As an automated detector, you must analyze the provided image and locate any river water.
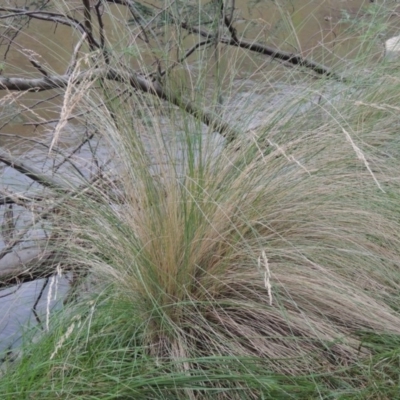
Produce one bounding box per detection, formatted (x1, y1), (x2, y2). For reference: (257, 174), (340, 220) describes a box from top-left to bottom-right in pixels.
(0, 0), (393, 357)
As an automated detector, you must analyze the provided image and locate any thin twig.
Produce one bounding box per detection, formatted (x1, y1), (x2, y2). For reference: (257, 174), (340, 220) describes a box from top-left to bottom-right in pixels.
(159, 39), (213, 79)
(32, 277), (49, 328)
(94, 1), (109, 63)
(29, 59), (49, 77)
(0, 282), (21, 298)
(220, 0), (238, 43)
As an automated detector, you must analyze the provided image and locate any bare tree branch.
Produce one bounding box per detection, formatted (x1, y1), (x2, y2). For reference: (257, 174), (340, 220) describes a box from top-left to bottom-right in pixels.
(0, 7), (100, 50)
(0, 188), (44, 206)
(104, 0), (344, 80)
(0, 147), (70, 191)
(0, 133), (87, 179)
(0, 247), (59, 288)
(180, 21), (345, 81)
(28, 59), (49, 77)
(0, 68), (241, 141)
(0, 170), (106, 287)
(82, 0), (93, 38)
(220, 0), (238, 44)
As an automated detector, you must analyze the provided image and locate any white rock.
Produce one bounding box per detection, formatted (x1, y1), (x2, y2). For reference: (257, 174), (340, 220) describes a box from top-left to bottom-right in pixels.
(385, 36), (400, 60)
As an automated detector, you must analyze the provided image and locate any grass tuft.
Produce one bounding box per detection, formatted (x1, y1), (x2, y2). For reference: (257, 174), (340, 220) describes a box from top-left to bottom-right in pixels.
(3, 1), (400, 398)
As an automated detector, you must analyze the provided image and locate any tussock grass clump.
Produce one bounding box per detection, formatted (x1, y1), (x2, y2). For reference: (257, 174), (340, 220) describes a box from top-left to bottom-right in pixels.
(3, 3), (400, 395)
(4, 60), (400, 397)
(17, 72), (400, 397)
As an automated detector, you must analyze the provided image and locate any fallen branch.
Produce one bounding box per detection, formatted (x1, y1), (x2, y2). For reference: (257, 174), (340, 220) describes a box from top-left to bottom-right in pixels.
(0, 68), (241, 141)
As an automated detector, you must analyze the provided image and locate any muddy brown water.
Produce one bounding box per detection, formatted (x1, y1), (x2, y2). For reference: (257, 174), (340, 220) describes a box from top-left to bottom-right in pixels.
(0, 0), (393, 356)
